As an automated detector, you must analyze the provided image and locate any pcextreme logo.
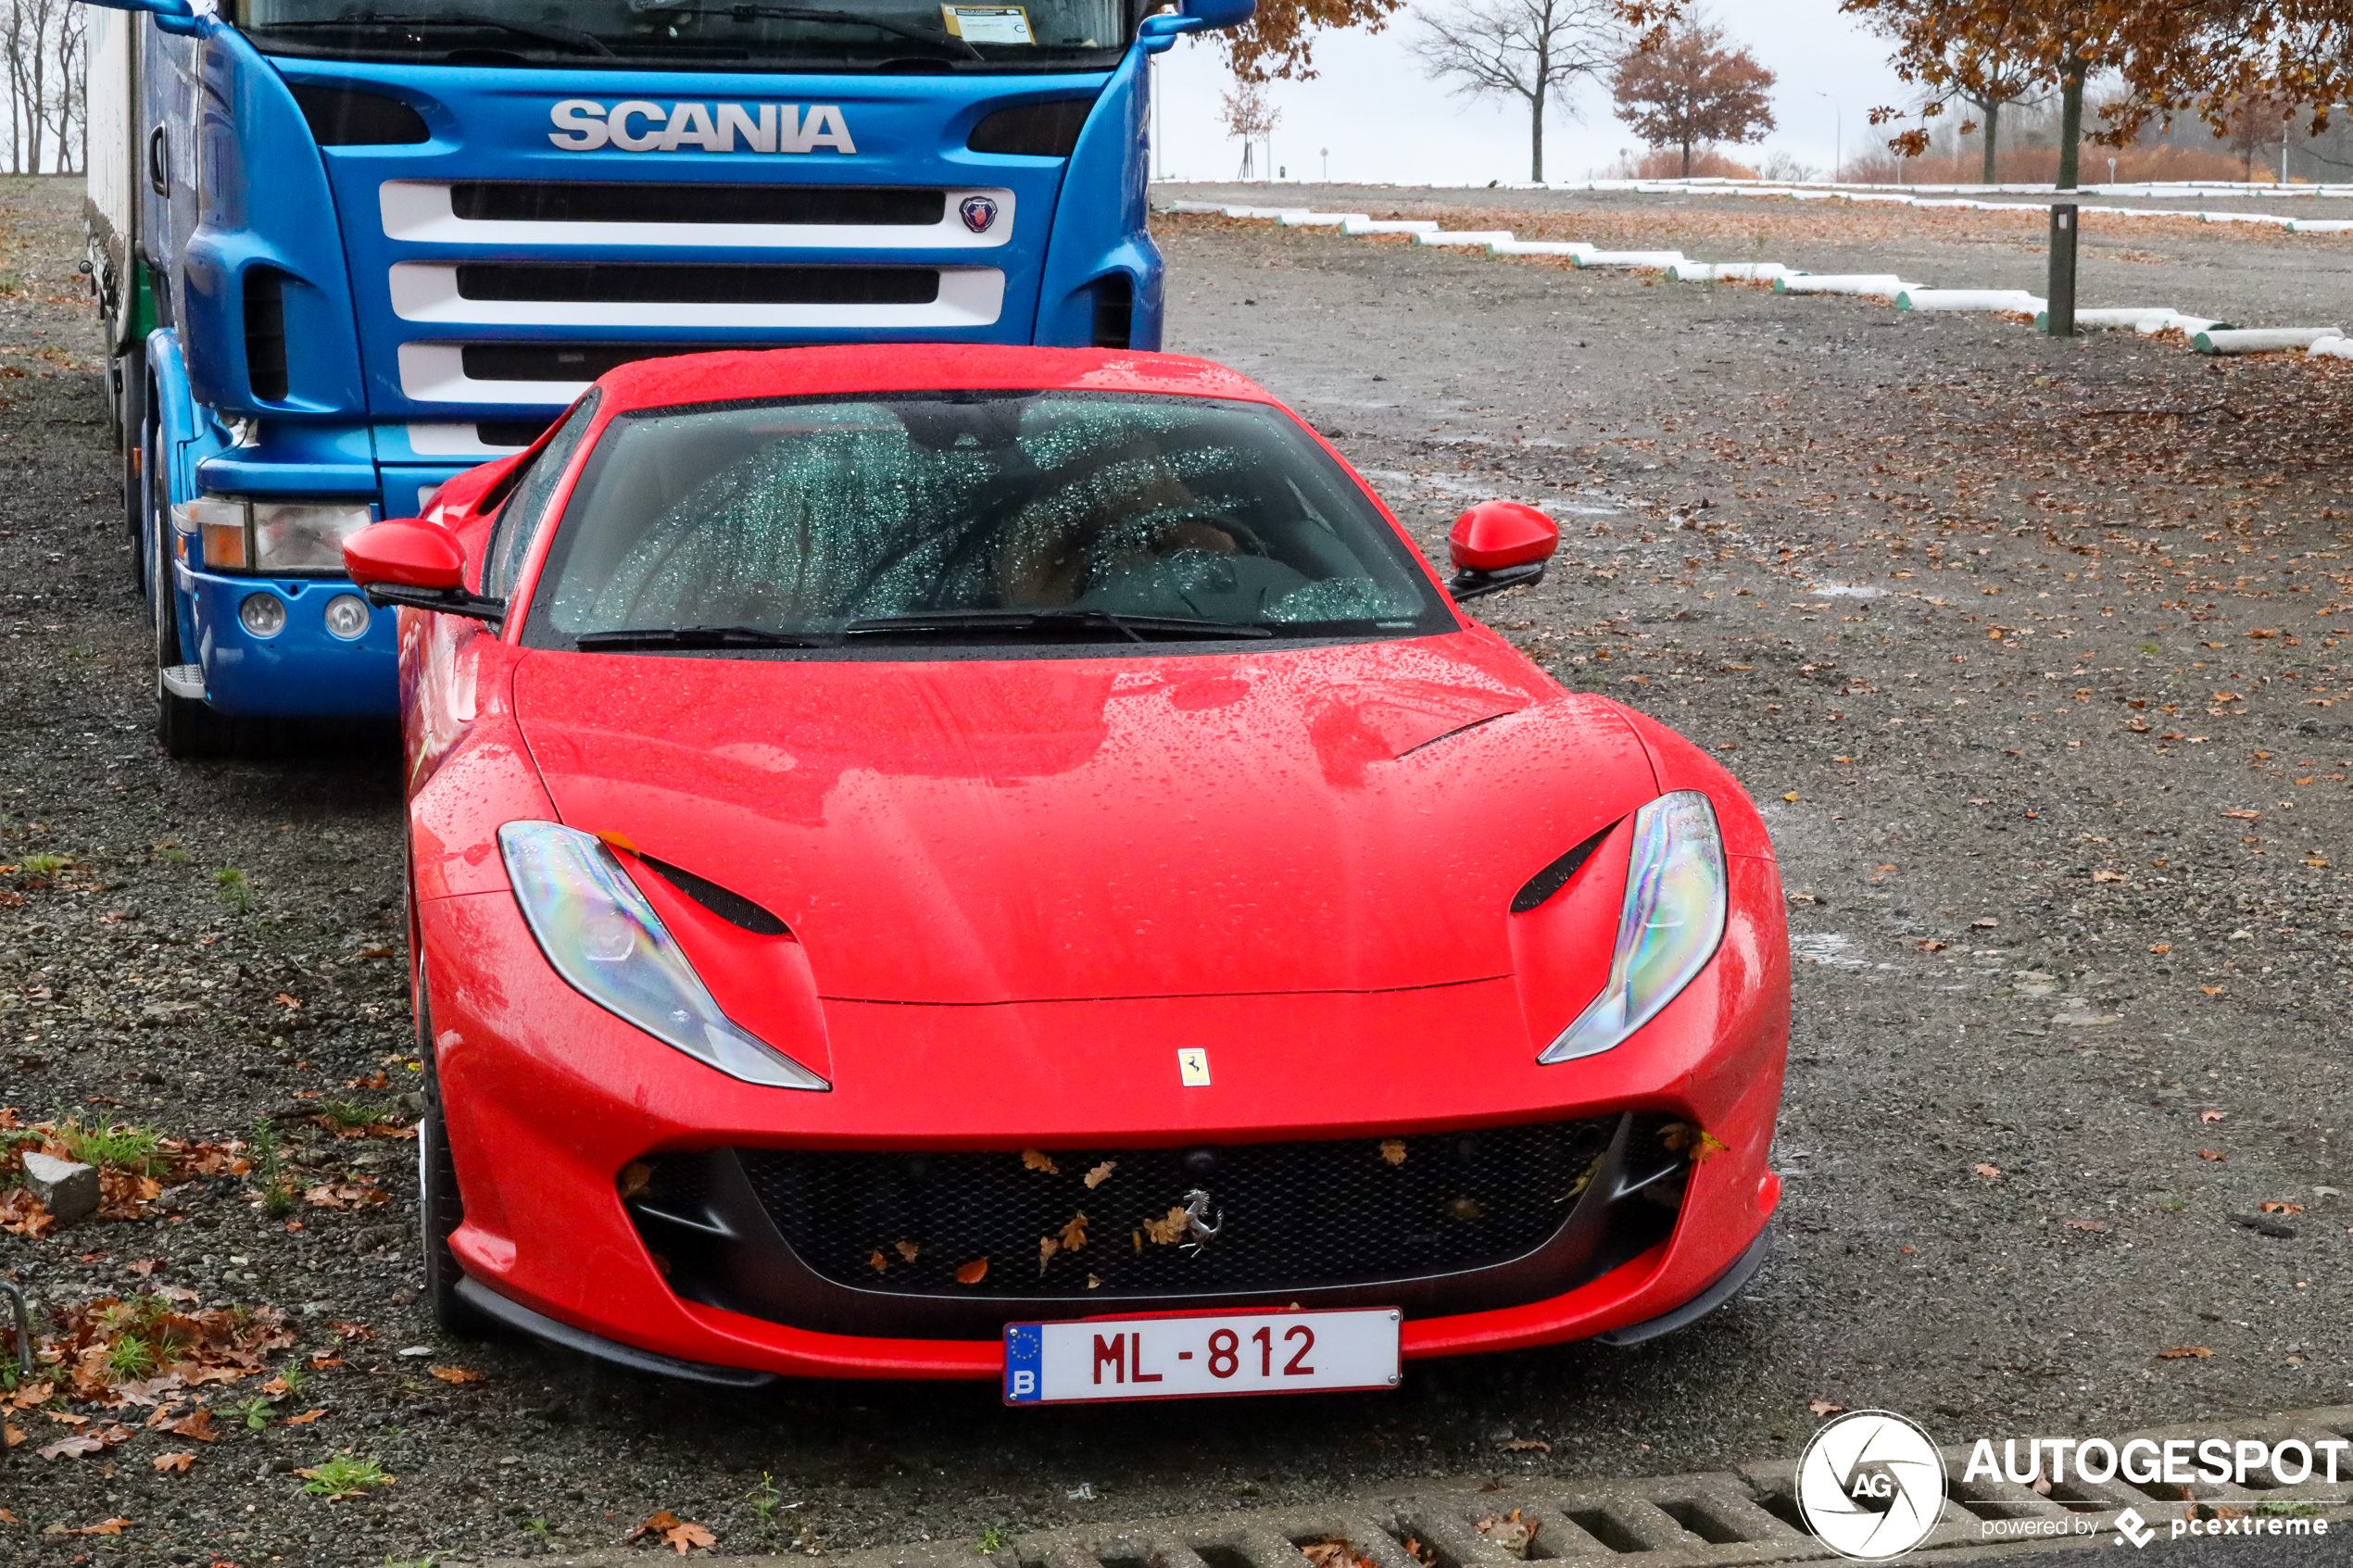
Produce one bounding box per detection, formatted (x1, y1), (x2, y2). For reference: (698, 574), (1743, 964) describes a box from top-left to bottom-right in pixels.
(547, 99), (856, 154)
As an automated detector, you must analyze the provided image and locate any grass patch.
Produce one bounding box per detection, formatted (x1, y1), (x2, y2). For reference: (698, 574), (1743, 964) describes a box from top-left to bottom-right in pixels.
(58, 1119), (165, 1174)
(17, 852), (67, 877)
(215, 866), (256, 913)
(301, 1452), (394, 1499)
(250, 1117), (297, 1216)
(322, 1099), (387, 1130)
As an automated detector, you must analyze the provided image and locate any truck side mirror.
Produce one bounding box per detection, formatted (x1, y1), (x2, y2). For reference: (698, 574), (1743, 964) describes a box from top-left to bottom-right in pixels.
(73, 0), (202, 36)
(1138, 0), (1254, 51)
(345, 520), (506, 622)
(1446, 500), (1558, 603)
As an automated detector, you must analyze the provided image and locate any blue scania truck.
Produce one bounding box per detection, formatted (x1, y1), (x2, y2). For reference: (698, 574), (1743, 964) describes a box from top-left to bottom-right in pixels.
(80, 0), (1243, 754)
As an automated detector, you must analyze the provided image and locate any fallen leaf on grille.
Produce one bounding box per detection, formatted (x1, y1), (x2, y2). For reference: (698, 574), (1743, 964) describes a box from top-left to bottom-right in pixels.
(1038, 1236), (1059, 1274)
(1972, 1163), (2001, 1181)
(1658, 1122), (1729, 1160)
(618, 1162), (653, 1200)
(46, 1517), (132, 1537)
(1378, 1138), (1407, 1166)
(1021, 1149), (1060, 1175)
(2259, 1201), (2306, 1214)
(1448, 1198), (1486, 1221)
(1058, 1212), (1088, 1252)
(2197, 1149), (2228, 1161)
(283, 1410), (323, 1425)
(428, 1366), (484, 1384)
(895, 1239), (920, 1262)
(956, 1258), (989, 1285)
(868, 1249), (888, 1273)
(1301, 1540), (1375, 1568)
(1809, 1399), (1845, 1416)
(2158, 1346), (2213, 1359)
(1083, 1160), (1117, 1189)
(2199, 1110), (2228, 1123)
(2062, 1218), (2109, 1232)
(153, 1451), (195, 1472)
(1475, 1509), (1539, 1558)
(1086, 1273), (1101, 1289)
(1497, 1436), (1551, 1452)
(1140, 1207), (1189, 1246)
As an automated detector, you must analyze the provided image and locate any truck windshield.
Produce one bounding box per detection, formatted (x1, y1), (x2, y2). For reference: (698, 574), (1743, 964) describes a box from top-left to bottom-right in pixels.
(522, 391), (1453, 652)
(234, 0), (1133, 69)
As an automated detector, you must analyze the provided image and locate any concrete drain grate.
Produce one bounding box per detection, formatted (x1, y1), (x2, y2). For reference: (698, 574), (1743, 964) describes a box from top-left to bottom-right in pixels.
(499, 1405), (2353, 1567)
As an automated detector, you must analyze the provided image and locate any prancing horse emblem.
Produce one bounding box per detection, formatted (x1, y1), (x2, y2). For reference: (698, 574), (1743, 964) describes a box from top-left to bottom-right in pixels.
(1179, 1187), (1221, 1256)
(960, 194), (1000, 234)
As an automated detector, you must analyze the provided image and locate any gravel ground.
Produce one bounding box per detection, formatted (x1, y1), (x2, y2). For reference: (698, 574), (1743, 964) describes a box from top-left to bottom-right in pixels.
(1159, 181), (2353, 333)
(2, 173), (2350, 1565)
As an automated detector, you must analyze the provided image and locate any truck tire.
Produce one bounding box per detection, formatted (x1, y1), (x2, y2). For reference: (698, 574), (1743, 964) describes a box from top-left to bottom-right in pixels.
(146, 405), (227, 759)
(411, 951), (495, 1340)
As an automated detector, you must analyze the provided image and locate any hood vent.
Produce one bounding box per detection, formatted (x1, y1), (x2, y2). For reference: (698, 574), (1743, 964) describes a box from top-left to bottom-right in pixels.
(641, 854), (790, 937)
(1510, 822), (1617, 914)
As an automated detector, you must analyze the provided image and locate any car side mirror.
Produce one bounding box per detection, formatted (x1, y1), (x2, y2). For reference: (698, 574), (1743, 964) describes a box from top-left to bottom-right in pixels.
(344, 519), (505, 622)
(1447, 500), (1558, 602)
(73, 0), (202, 36)
(1138, 0), (1253, 51)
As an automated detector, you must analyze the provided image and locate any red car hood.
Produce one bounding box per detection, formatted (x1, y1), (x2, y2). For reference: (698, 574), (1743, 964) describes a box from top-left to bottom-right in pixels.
(511, 635), (1656, 1004)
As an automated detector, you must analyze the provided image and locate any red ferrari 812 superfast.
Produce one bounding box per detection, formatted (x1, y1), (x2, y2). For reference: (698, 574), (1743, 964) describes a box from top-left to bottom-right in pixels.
(347, 345), (1787, 1396)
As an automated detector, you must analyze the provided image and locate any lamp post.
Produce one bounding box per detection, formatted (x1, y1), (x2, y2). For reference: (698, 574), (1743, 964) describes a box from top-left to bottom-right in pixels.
(1321, 146), (1328, 182)
(1816, 90), (1841, 183)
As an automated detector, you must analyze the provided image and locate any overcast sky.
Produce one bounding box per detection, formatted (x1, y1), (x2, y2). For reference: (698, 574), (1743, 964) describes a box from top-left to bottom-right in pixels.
(1150, 0), (1915, 185)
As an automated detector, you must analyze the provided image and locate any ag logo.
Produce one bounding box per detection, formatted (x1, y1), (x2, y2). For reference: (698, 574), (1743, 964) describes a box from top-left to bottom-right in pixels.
(959, 194), (1000, 233)
(1795, 1410), (1947, 1560)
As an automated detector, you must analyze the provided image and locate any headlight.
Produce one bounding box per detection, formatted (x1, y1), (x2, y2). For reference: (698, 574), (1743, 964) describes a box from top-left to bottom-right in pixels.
(497, 822), (827, 1091)
(237, 593), (287, 638)
(252, 500), (375, 571)
(171, 497), (375, 573)
(1539, 790), (1727, 1064)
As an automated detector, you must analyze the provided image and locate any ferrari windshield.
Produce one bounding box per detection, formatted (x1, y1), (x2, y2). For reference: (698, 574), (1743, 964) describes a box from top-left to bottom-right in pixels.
(233, 0), (1130, 69)
(522, 391), (1453, 650)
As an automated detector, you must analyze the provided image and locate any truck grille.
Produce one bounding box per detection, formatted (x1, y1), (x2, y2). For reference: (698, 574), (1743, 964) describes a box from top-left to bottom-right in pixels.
(452, 263), (939, 307)
(458, 342), (762, 383)
(734, 1120), (1624, 1298)
(449, 182), (946, 227)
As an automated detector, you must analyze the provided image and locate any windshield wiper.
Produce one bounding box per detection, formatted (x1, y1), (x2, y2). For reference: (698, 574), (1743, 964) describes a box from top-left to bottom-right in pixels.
(660, 4), (983, 60)
(842, 608), (1275, 641)
(254, 11), (616, 55)
(573, 625), (840, 651)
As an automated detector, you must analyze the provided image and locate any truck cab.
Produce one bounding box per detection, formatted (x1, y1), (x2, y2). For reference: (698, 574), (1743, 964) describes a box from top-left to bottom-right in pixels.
(82, 0), (1242, 753)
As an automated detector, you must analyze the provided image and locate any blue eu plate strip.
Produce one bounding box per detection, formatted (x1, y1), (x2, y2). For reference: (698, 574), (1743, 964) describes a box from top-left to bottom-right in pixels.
(1003, 1323), (1042, 1403)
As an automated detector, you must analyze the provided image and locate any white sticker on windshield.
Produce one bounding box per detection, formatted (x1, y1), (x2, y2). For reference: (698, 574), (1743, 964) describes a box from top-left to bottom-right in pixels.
(941, 5), (1035, 44)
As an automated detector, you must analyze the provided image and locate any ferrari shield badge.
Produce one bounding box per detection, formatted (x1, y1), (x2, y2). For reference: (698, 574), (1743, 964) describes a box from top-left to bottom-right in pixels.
(1177, 1048), (1211, 1086)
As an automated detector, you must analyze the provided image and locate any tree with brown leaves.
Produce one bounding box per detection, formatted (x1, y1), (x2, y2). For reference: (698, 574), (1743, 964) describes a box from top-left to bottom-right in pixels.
(1216, 0), (1410, 82)
(1609, 19), (1776, 180)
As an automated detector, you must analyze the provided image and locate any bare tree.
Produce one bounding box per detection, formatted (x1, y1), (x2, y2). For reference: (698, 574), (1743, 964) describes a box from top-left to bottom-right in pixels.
(49, 0), (83, 175)
(1410, 0), (1623, 182)
(2222, 90), (2286, 179)
(1219, 79), (1280, 180)
(1953, 46), (2040, 183)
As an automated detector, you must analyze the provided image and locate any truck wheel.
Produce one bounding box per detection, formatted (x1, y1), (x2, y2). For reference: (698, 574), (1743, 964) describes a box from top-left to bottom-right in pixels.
(412, 950), (494, 1339)
(147, 412), (226, 759)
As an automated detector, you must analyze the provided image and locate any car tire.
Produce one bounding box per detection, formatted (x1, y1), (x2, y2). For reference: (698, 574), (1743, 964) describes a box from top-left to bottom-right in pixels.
(146, 404), (227, 759)
(411, 936), (495, 1339)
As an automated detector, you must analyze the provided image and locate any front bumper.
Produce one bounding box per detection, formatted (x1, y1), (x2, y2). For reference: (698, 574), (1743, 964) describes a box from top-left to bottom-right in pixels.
(181, 559), (397, 719)
(418, 856), (1787, 1381)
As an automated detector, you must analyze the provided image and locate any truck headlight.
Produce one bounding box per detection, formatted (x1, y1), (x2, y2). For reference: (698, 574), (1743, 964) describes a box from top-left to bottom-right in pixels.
(1538, 790), (1727, 1064)
(171, 497), (375, 574)
(497, 822), (828, 1092)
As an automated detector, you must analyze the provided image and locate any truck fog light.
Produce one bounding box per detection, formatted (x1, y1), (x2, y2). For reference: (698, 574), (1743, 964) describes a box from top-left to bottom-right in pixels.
(238, 593), (288, 638)
(322, 593), (371, 640)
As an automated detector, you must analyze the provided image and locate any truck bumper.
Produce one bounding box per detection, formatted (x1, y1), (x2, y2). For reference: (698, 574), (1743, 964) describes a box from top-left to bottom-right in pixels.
(182, 561), (398, 719)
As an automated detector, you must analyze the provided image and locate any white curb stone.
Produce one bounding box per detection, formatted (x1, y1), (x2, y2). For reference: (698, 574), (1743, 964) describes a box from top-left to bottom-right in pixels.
(1897, 288), (2045, 313)
(1776, 273), (1919, 298)
(2195, 326), (2345, 355)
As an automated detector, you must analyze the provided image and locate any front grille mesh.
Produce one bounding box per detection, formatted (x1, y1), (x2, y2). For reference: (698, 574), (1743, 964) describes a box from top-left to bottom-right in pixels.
(450, 182), (946, 227)
(735, 1121), (1619, 1298)
(453, 262), (939, 307)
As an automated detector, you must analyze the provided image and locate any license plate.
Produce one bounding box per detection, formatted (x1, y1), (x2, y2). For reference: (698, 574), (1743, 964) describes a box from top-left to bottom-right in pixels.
(1002, 1307), (1400, 1404)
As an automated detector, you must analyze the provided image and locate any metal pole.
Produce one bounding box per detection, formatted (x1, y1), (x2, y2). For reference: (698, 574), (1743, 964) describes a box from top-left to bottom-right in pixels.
(2046, 203), (2078, 337)
(1815, 91), (1840, 183)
